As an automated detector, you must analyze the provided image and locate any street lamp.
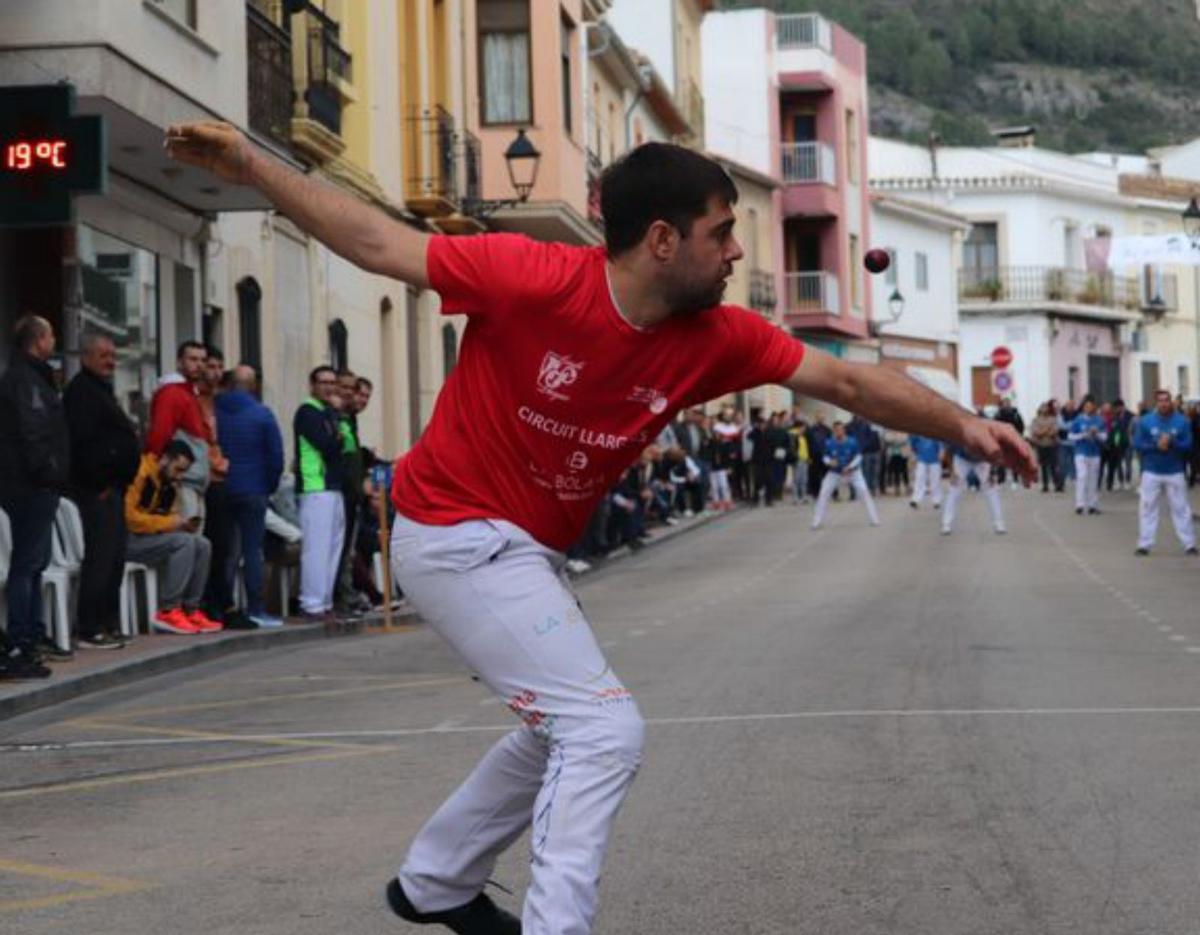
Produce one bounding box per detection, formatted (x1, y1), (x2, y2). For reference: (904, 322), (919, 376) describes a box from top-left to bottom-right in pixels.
(888, 287), (906, 322)
(1183, 197), (1200, 247)
(462, 128), (542, 219)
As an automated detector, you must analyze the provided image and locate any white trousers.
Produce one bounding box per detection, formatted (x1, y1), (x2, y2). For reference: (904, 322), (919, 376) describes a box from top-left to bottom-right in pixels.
(1138, 472), (1196, 550)
(298, 491), (345, 613)
(910, 461), (943, 507)
(942, 457), (1005, 532)
(812, 467), (879, 528)
(710, 468), (731, 504)
(1074, 455), (1102, 510)
(390, 514), (643, 935)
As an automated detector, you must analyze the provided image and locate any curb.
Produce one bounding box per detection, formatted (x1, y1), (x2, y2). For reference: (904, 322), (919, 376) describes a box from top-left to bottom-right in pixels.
(0, 613), (415, 723)
(0, 508), (739, 723)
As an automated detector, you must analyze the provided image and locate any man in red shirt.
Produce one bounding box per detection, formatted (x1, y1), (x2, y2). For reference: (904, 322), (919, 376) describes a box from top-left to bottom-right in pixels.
(167, 123), (1035, 935)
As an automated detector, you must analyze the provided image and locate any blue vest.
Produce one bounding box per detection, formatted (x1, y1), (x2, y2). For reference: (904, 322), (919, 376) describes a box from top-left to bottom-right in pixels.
(1135, 411), (1193, 475)
(911, 436), (942, 465)
(825, 437), (860, 471)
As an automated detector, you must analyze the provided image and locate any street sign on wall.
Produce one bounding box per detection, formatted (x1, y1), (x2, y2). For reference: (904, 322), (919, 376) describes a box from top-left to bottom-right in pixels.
(991, 368), (1014, 397)
(990, 346), (1014, 370)
(0, 84), (106, 228)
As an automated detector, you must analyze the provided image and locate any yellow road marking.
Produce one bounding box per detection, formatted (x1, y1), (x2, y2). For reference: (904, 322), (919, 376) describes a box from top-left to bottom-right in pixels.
(67, 719), (370, 751)
(0, 745), (388, 801)
(0, 858), (148, 912)
(65, 674), (465, 721)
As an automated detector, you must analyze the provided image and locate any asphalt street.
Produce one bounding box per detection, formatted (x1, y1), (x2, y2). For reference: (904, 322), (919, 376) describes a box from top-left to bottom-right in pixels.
(3, 484), (1200, 935)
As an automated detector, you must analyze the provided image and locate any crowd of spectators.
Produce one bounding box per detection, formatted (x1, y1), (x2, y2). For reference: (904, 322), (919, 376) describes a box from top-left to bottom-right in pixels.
(0, 316), (389, 681)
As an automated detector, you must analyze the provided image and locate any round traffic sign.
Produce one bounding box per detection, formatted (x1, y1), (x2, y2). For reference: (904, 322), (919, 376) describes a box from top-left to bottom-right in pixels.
(991, 346), (1013, 369)
(992, 369), (1013, 394)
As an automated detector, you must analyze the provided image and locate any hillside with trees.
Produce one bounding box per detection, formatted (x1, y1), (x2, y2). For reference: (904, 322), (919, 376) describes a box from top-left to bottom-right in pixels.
(717, 0), (1200, 153)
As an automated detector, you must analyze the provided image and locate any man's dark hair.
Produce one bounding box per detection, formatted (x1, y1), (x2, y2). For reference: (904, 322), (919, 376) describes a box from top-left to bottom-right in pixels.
(177, 339), (205, 360)
(600, 143), (739, 256)
(1081, 394), (1096, 406)
(205, 344), (224, 363)
(356, 376), (373, 391)
(13, 315), (50, 351)
(162, 439), (196, 463)
(336, 368), (356, 380)
(310, 365), (336, 384)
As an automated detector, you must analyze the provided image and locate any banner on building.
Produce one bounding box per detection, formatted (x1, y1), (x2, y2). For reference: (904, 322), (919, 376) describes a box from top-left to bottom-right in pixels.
(1089, 235), (1200, 269)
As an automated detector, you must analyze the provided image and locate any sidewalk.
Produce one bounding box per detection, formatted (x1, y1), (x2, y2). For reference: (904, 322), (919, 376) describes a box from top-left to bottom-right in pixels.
(0, 506), (734, 721)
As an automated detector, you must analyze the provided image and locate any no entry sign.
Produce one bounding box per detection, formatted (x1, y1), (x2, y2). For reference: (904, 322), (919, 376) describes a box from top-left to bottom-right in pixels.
(990, 346), (1013, 370)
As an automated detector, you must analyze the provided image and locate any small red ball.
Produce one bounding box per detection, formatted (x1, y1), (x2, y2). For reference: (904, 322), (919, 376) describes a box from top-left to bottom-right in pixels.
(864, 248), (891, 274)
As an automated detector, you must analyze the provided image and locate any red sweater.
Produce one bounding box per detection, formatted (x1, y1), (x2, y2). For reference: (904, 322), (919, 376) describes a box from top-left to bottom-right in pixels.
(145, 380), (212, 455)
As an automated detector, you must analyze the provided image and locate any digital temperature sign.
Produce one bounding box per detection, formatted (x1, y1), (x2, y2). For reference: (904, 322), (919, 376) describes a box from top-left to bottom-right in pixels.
(0, 85), (105, 227)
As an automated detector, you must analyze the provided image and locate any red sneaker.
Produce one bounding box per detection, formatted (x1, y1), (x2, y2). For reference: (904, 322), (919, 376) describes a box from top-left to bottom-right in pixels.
(187, 610), (224, 633)
(153, 607), (200, 634)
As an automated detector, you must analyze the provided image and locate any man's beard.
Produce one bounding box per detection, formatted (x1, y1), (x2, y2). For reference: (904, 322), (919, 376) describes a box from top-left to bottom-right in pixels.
(668, 275), (727, 316)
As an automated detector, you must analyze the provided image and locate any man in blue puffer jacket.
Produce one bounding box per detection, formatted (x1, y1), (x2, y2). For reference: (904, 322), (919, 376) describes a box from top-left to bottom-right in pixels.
(216, 365), (285, 627)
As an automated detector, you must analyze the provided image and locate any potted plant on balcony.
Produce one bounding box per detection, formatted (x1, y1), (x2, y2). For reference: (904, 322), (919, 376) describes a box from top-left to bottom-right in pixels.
(1075, 276), (1103, 305)
(963, 278), (1003, 301)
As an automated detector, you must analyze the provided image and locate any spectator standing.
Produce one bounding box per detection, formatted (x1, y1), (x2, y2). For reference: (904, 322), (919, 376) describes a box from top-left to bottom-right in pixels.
(124, 441), (221, 634)
(1028, 403), (1062, 493)
(1069, 395), (1107, 515)
(710, 408), (740, 506)
(334, 369), (370, 614)
(198, 346), (236, 620)
(216, 365), (285, 627)
(1103, 399), (1132, 491)
(993, 398), (1025, 488)
(1057, 400), (1077, 485)
(806, 414), (831, 500)
(908, 435), (943, 509)
(882, 430), (909, 496)
(64, 333), (141, 649)
(847, 415), (882, 494)
(762, 412), (792, 506)
(294, 366), (347, 618)
(0, 316), (69, 677)
(789, 417), (810, 504)
(1134, 389), (1196, 556)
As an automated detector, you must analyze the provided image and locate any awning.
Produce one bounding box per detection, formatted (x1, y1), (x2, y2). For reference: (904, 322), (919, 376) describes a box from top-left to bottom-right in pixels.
(906, 365), (960, 402)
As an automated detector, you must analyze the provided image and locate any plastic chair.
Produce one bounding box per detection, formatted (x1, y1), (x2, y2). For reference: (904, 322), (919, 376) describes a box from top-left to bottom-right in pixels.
(42, 498), (84, 652)
(120, 563), (158, 636)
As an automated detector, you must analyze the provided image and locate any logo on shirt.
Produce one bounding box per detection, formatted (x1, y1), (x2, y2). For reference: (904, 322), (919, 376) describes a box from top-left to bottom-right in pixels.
(537, 351), (585, 401)
(567, 451), (589, 471)
(628, 385), (669, 414)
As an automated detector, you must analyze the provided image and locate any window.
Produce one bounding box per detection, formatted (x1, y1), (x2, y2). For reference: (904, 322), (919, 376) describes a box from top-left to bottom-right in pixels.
(916, 252), (929, 291)
(561, 15), (575, 136)
(746, 208), (760, 268)
(963, 222), (998, 285)
(1068, 366), (1080, 402)
(479, 0), (531, 124)
(884, 249), (897, 286)
(1140, 361), (1160, 402)
(329, 318), (348, 372)
(845, 109), (858, 184)
(849, 234), (861, 309)
(1089, 354), (1121, 403)
(236, 278), (263, 377)
(150, 0), (197, 29)
(442, 323), (458, 379)
(1179, 365), (1190, 398)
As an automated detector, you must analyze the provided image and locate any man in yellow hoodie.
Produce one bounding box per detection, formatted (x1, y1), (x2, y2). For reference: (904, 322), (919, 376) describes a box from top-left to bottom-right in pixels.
(125, 440), (223, 635)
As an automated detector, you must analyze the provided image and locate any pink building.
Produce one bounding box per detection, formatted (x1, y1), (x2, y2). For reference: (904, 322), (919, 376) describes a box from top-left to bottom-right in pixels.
(703, 9), (873, 354)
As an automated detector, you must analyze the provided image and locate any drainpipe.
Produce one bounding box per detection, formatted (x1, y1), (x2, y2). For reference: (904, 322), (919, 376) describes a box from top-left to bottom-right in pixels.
(625, 63), (652, 151)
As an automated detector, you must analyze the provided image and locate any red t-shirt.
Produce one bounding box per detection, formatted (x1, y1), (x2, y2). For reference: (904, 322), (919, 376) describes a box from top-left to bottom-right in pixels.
(391, 234), (806, 551)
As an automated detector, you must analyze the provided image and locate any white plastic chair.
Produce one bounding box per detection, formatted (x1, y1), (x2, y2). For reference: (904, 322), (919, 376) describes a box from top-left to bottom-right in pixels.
(43, 498), (84, 652)
(120, 562), (158, 636)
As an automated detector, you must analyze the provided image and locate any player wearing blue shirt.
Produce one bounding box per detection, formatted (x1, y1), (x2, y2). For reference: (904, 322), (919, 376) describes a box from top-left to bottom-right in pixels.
(941, 445), (1006, 535)
(1134, 389), (1197, 555)
(1068, 396), (1107, 514)
(908, 435), (943, 509)
(811, 421), (880, 529)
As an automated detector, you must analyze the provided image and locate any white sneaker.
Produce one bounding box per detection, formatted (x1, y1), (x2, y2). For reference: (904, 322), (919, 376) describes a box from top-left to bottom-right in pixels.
(565, 559), (592, 574)
(994, 526), (1007, 535)
(249, 614), (284, 629)
(940, 527), (951, 535)
(683, 509), (695, 518)
(664, 517), (680, 526)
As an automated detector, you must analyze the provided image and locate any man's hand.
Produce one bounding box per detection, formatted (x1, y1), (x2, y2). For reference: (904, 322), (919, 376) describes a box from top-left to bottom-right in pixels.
(1158, 432), (1172, 452)
(165, 122), (257, 185)
(960, 418), (1038, 484)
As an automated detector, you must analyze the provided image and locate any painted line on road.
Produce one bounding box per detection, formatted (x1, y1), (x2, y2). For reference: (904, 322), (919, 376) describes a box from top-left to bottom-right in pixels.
(20, 704), (1200, 755)
(0, 858), (149, 913)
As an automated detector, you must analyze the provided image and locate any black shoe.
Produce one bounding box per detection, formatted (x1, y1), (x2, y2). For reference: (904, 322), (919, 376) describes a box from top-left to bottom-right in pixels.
(1135, 547), (1150, 556)
(386, 878), (520, 935)
(36, 638), (73, 661)
(1, 646), (52, 680)
(1075, 507), (1084, 515)
(221, 609), (258, 630)
(1186, 547), (1198, 556)
(1088, 507), (1101, 515)
(77, 632), (126, 650)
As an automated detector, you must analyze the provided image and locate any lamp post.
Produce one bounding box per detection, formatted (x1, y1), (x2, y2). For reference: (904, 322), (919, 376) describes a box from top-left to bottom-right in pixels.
(1184, 197), (1200, 247)
(888, 288), (906, 322)
(462, 128), (542, 219)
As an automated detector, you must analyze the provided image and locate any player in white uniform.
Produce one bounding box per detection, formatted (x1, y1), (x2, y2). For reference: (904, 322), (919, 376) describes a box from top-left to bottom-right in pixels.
(941, 445), (1006, 535)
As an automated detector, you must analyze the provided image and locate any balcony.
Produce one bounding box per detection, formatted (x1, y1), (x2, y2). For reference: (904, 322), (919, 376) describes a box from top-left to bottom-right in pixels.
(776, 13), (832, 52)
(957, 267), (1160, 315)
(781, 141), (835, 185)
(303, 2), (351, 136)
(748, 269), (777, 316)
(437, 129), (488, 236)
(784, 271), (839, 314)
(246, 2), (293, 147)
(406, 105), (458, 217)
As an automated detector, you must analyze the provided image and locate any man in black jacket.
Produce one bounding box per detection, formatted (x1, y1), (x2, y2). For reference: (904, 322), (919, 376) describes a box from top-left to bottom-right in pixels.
(64, 333), (141, 649)
(0, 316), (69, 678)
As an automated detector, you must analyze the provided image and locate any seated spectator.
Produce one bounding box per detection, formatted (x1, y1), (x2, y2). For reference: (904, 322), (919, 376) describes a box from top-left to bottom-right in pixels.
(608, 465), (649, 551)
(665, 445), (704, 516)
(124, 441), (223, 635)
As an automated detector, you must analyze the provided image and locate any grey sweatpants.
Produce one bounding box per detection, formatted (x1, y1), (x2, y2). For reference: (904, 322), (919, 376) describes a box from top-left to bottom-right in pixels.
(125, 531), (212, 610)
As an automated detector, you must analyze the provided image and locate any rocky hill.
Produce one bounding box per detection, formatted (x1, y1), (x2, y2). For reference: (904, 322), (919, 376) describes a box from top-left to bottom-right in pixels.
(717, 0), (1200, 153)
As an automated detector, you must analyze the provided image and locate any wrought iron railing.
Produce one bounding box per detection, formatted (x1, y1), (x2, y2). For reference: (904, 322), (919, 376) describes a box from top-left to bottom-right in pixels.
(784, 271), (840, 315)
(304, 2), (351, 135)
(748, 269), (777, 314)
(246, 2), (293, 145)
(781, 141), (835, 184)
(958, 266), (1151, 311)
(407, 105), (457, 202)
(460, 129), (481, 206)
(586, 148), (604, 227)
(776, 13), (832, 52)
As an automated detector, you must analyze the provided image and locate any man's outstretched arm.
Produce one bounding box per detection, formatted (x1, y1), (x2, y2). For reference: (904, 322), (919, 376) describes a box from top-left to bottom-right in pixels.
(165, 122), (431, 288)
(786, 347), (1037, 481)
